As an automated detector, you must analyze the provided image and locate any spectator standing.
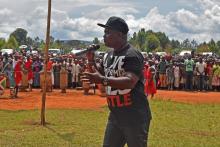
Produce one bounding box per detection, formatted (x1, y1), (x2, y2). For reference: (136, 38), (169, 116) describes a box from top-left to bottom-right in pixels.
(66, 58), (73, 88)
(14, 58), (23, 98)
(173, 63), (180, 89)
(166, 63), (174, 90)
(196, 58), (206, 91)
(72, 59), (81, 88)
(32, 56), (42, 88)
(212, 61), (220, 91)
(24, 56), (33, 91)
(53, 60), (61, 88)
(206, 60), (213, 90)
(158, 56), (167, 89)
(184, 55), (194, 91)
(144, 61), (157, 98)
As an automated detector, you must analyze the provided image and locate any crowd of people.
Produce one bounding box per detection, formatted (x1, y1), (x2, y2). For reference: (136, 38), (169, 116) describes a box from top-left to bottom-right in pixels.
(3, 16), (220, 147)
(0, 49), (102, 97)
(1, 48), (220, 98)
(1, 16), (153, 147)
(143, 52), (220, 98)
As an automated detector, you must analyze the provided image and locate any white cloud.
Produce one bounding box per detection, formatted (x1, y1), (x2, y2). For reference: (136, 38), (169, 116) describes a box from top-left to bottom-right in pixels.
(0, 0), (220, 43)
(197, 0), (219, 9)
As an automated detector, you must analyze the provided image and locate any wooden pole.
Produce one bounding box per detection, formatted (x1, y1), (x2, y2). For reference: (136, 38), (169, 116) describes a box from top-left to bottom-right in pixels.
(41, 0), (52, 126)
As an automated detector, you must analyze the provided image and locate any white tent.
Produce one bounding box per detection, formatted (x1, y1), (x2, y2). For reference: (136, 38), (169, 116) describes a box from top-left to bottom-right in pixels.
(19, 45), (28, 49)
(179, 50), (191, 56)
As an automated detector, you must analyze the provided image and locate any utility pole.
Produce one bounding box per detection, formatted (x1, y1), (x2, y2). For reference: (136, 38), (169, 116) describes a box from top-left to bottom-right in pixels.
(41, 0), (52, 126)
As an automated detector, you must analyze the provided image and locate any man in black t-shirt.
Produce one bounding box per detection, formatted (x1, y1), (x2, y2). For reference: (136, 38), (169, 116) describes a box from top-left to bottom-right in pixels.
(84, 16), (152, 147)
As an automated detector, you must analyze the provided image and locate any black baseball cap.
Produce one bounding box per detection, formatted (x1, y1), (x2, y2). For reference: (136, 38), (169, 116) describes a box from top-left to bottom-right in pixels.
(97, 16), (129, 34)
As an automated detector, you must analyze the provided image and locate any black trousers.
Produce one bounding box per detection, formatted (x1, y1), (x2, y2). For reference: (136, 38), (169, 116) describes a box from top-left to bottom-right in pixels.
(198, 75), (204, 91)
(185, 71), (193, 90)
(103, 119), (151, 147)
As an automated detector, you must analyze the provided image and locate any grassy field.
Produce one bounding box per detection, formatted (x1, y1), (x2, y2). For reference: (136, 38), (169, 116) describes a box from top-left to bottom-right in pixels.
(0, 100), (220, 147)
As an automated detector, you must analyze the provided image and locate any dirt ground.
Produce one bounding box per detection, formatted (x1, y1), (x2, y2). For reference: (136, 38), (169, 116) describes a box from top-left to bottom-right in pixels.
(0, 89), (219, 110)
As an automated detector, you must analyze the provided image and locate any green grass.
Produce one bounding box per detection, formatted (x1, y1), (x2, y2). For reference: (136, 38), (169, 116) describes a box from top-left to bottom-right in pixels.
(0, 100), (220, 147)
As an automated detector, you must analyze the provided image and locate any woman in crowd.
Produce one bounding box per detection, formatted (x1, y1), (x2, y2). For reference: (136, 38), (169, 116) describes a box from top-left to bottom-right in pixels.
(173, 62), (180, 89)
(212, 61), (220, 91)
(32, 56), (42, 88)
(144, 60), (157, 98)
(166, 62), (174, 90)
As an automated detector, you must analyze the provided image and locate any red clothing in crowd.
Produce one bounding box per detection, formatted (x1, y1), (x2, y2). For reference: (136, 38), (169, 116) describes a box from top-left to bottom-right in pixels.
(206, 63), (213, 76)
(47, 60), (53, 71)
(14, 60), (22, 86)
(24, 59), (33, 80)
(144, 65), (156, 96)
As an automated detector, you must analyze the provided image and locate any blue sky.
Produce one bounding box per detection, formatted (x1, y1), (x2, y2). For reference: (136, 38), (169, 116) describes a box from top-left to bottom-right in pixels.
(0, 0), (220, 42)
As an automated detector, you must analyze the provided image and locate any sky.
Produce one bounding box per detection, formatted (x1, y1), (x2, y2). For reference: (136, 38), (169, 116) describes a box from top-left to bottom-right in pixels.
(0, 0), (220, 43)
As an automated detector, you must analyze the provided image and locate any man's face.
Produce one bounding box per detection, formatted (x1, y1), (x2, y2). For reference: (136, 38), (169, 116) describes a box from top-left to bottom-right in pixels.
(199, 58), (202, 63)
(103, 28), (120, 48)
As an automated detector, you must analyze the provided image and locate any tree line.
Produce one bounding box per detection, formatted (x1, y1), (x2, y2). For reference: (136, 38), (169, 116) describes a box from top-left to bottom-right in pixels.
(0, 28), (220, 55)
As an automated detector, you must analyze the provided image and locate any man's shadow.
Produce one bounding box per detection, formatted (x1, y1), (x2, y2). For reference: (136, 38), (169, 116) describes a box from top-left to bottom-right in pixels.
(45, 126), (75, 143)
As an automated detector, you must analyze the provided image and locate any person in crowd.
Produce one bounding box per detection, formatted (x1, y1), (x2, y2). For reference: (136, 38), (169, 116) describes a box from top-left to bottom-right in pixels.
(66, 57), (73, 88)
(2, 58), (16, 98)
(173, 62), (180, 89)
(47, 57), (54, 88)
(206, 60), (213, 91)
(24, 56), (33, 91)
(53, 59), (61, 88)
(72, 59), (81, 88)
(212, 61), (220, 91)
(32, 56), (42, 88)
(14, 57), (23, 98)
(195, 58), (206, 91)
(158, 56), (167, 89)
(0, 58), (4, 72)
(84, 16), (152, 147)
(144, 60), (157, 98)
(184, 55), (194, 91)
(166, 62), (174, 90)
(179, 62), (186, 90)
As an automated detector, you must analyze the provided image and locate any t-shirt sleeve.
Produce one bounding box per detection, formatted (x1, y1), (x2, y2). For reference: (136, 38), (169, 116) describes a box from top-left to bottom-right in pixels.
(123, 56), (143, 77)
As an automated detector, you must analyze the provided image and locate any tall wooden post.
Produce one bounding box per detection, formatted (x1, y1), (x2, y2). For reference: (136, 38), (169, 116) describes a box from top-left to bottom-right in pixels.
(41, 0), (52, 126)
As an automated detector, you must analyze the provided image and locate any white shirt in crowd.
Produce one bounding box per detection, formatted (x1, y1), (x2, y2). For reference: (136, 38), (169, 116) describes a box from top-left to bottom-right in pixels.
(196, 62), (206, 75)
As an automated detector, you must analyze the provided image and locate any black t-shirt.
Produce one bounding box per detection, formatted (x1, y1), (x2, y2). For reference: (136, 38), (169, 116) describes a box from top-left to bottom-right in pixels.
(102, 44), (152, 125)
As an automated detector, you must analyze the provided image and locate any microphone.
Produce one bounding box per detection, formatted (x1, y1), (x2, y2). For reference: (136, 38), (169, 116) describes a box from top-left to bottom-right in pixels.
(73, 44), (100, 56)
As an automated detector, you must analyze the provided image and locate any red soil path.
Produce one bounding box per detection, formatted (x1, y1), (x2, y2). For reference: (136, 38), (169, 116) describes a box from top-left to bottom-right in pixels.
(0, 89), (219, 110)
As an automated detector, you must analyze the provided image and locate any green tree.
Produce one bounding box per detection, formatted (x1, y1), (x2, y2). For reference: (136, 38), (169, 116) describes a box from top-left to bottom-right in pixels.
(6, 36), (19, 49)
(170, 39), (180, 49)
(197, 42), (210, 53)
(26, 37), (33, 46)
(93, 37), (100, 44)
(181, 39), (191, 49)
(155, 32), (169, 50)
(39, 40), (45, 50)
(49, 36), (55, 47)
(51, 39), (62, 49)
(99, 43), (109, 52)
(0, 38), (6, 49)
(208, 39), (218, 53)
(10, 28), (28, 45)
(137, 28), (146, 50)
(191, 39), (198, 50)
(129, 32), (139, 49)
(146, 34), (160, 52)
(33, 37), (41, 49)
(216, 41), (220, 55)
